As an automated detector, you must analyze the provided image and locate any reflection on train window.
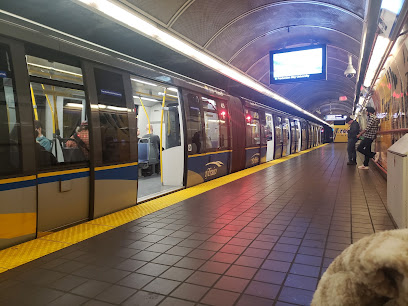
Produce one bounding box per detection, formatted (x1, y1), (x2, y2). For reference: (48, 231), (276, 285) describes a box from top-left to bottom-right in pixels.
(245, 109), (260, 146)
(94, 68), (130, 164)
(218, 101), (229, 149)
(186, 94), (203, 154)
(0, 44), (21, 177)
(204, 111), (220, 150)
(30, 83), (88, 167)
(202, 97), (217, 111)
(26, 55), (83, 85)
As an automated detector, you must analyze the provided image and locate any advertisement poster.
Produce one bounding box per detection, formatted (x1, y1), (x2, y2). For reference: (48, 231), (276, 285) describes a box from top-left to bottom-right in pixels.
(332, 125), (349, 143)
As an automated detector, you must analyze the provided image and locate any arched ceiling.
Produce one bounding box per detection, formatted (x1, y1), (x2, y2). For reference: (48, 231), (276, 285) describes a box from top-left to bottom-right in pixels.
(0, 0), (368, 119)
(121, 0), (367, 118)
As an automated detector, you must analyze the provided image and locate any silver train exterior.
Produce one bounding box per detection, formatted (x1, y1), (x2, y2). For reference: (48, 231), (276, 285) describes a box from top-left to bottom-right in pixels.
(0, 12), (323, 249)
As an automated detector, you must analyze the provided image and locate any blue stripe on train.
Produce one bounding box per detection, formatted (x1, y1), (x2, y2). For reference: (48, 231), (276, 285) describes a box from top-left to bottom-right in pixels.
(95, 165), (138, 181)
(245, 147), (261, 168)
(0, 179), (36, 192)
(188, 152), (230, 181)
(38, 171), (90, 184)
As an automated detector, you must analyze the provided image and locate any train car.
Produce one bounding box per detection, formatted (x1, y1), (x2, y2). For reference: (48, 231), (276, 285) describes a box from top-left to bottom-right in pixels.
(0, 12), (322, 249)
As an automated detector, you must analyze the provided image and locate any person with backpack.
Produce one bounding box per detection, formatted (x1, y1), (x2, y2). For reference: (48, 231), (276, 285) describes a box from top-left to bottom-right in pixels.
(356, 107), (380, 170)
(346, 116), (360, 165)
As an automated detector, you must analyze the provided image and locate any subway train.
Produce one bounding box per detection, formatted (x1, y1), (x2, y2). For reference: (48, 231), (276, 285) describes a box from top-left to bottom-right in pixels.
(0, 12), (324, 249)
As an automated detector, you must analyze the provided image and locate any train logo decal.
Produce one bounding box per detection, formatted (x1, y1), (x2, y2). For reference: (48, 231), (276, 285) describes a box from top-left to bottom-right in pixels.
(204, 161), (224, 179)
(250, 153), (260, 165)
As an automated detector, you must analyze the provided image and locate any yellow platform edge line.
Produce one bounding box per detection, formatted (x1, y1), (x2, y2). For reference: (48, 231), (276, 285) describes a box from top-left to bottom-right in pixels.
(0, 143), (327, 272)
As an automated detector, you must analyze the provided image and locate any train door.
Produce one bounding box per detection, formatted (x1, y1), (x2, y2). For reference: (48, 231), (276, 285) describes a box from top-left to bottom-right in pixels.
(82, 63), (138, 218)
(184, 91), (230, 187)
(296, 120), (302, 152)
(308, 124), (313, 148)
(259, 110), (267, 164)
(229, 97), (245, 172)
(265, 113), (274, 161)
(290, 119), (296, 154)
(313, 126), (317, 146)
(27, 53), (92, 233)
(282, 118), (290, 157)
(245, 108), (261, 168)
(274, 116), (283, 159)
(0, 38), (37, 248)
(301, 121), (308, 151)
(130, 77), (184, 201)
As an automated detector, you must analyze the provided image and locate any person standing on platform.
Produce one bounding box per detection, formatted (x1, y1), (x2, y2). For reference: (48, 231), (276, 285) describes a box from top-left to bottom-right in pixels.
(346, 116), (360, 165)
(356, 107), (380, 170)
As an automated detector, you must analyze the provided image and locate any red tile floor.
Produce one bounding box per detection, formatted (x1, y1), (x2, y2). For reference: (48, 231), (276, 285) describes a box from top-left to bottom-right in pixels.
(0, 143), (394, 305)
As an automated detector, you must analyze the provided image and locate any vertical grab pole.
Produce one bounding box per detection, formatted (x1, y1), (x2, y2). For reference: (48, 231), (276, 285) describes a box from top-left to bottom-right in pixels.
(30, 85), (39, 120)
(160, 89), (167, 184)
(41, 84), (55, 134)
(138, 97), (151, 134)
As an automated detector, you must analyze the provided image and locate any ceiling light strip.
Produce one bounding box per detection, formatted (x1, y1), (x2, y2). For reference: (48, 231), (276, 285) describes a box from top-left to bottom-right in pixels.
(75, 0), (328, 125)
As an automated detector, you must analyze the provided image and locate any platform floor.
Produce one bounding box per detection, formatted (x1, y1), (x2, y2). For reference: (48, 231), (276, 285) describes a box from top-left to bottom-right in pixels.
(0, 143), (394, 306)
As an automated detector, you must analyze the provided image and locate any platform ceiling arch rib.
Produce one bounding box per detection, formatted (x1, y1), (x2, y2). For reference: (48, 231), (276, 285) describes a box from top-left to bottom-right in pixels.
(0, 0), (367, 119)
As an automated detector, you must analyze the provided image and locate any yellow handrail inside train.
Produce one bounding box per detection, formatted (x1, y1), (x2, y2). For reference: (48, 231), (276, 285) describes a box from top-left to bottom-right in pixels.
(30, 85), (38, 120)
(138, 97), (151, 134)
(160, 89), (166, 184)
(41, 84), (56, 134)
(52, 86), (59, 135)
(167, 106), (170, 135)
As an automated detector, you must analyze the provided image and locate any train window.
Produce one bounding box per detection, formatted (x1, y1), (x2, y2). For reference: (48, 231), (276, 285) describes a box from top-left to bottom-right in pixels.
(245, 109), (260, 147)
(26, 55), (83, 85)
(186, 94), (204, 154)
(94, 68), (130, 164)
(0, 44), (22, 177)
(30, 83), (88, 168)
(204, 111), (220, 150)
(218, 101), (229, 149)
(265, 113), (273, 141)
(202, 97), (220, 151)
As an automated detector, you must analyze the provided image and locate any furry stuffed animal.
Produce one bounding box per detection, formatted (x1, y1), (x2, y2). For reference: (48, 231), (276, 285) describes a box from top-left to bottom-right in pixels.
(312, 229), (408, 306)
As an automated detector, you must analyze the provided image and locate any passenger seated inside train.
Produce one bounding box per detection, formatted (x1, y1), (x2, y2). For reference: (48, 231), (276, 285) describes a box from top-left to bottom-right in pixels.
(66, 121), (90, 158)
(142, 124), (160, 159)
(34, 120), (52, 152)
(34, 120), (57, 167)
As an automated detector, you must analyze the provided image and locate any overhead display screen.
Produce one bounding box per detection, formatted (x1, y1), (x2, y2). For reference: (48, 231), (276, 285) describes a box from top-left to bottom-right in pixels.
(270, 45), (327, 84)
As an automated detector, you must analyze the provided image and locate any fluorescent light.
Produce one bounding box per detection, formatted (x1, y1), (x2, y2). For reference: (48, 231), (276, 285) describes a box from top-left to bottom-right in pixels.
(27, 62), (83, 77)
(75, 0), (329, 126)
(381, 0), (404, 14)
(107, 105), (128, 111)
(131, 78), (157, 86)
(364, 36), (390, 87)
(66, 102), (83, 108)
(167, 87), (178, 92)
(139, 96), (159, 102)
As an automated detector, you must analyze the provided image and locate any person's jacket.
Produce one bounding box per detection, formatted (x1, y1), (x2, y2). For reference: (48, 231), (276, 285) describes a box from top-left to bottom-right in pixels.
(348, 121), (360, 139)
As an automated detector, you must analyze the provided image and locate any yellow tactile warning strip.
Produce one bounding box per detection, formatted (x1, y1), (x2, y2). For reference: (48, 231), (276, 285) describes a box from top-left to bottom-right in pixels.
(0, 143), (327, 273)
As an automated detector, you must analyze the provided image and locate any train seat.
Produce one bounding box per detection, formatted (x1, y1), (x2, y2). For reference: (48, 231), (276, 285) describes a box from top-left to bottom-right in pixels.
(138, 138), (159, 176)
